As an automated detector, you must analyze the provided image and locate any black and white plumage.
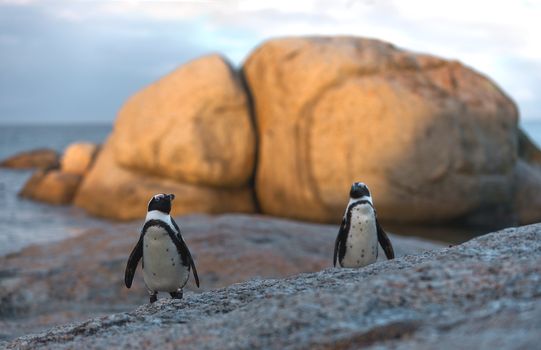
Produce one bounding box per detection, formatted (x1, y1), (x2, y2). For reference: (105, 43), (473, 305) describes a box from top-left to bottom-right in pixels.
(333, 182), (394, 268)
(125, 193), (199, 303)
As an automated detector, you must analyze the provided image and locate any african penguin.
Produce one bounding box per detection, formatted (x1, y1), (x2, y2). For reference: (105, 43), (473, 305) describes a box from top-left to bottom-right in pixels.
(333, 182), (395, 268)
(125, 193), (200, 303)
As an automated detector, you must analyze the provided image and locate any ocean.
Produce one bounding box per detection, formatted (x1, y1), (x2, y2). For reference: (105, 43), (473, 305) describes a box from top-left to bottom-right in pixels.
(0, 124), (112, 256)
(0, 121), (540, 256)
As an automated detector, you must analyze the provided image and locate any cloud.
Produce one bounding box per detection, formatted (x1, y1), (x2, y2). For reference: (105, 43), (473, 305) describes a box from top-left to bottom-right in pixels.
(0, 0), (34, 4)
(0, 0), (540, 122)
(0, 3), (249, 122)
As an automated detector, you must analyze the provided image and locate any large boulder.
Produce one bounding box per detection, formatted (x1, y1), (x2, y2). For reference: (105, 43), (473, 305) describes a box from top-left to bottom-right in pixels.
(243, 37), (519, 224)
(112, 54), (255, 188)
(0, 148), (60, 169)
(61, 142), (99, 176)
(514, 160), (541, 224)
(74, 141), (255, 220)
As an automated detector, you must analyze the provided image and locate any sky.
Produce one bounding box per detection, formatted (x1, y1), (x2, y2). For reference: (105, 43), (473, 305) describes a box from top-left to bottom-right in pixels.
(0, 0), (540, 124)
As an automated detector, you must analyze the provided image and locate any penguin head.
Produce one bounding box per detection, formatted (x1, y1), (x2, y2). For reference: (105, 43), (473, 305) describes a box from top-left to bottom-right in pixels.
(147, 193), (175, 214)
(349, 182), (371, 200)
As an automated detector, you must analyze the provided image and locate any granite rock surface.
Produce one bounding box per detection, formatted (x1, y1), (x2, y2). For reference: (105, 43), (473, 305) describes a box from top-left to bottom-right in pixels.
(4, 223), (539, 349)
(0, 214), (440, 341)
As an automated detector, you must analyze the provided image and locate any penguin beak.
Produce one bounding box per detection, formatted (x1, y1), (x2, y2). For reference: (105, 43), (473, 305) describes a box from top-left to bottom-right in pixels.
(168, 194), (175, 201)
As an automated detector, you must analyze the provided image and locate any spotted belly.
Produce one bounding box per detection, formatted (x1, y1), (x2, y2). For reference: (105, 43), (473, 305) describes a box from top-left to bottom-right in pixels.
(142, 226), (189, 292)
(341, 206), (379, 268)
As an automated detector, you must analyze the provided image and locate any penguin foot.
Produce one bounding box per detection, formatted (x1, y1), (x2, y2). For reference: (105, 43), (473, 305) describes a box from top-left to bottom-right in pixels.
(170, 290), (183, 299)
(149, 293), (158, 303)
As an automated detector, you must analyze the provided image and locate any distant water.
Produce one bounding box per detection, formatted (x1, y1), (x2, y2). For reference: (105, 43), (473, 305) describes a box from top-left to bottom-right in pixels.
(0, 124), (111, 160)
(0, 124), (112, 256)
(0, 122), (540, 256)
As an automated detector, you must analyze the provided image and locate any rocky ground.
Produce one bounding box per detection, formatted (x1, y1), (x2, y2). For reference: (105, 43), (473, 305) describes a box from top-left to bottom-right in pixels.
(0, 214), (440, 341)
(3, 223), (539, 349)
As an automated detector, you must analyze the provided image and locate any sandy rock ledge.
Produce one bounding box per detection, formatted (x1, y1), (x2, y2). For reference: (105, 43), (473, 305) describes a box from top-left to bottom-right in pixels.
(4, 223), (540, 349)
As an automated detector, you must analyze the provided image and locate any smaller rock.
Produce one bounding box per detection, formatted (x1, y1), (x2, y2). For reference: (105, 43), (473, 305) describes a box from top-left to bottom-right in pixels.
(19, 170), (81, 205)
(514, 160), (541, 224)
(61, 143), (99, 176)
(518, 128), (541, 167)
(18, 170), (46, 198)
(0, 148), (60, 169)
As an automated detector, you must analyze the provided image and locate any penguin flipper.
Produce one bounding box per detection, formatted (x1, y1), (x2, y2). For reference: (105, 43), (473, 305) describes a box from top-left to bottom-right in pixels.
(186, 248), (200, 288)
(334, 217), (348, 267)
(171, 218), (200, 288)
(376, 218), (395, 260)
(125, 234), (144, 288)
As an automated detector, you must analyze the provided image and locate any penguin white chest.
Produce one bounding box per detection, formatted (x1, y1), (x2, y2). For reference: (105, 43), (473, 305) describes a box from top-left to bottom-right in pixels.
(342, 204), (378, 268)
(142, 226), (189, 292)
